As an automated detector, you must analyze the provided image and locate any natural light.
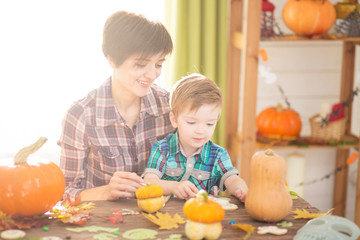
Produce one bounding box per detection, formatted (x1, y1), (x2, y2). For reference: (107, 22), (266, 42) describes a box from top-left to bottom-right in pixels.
(0, 0), (165, 164)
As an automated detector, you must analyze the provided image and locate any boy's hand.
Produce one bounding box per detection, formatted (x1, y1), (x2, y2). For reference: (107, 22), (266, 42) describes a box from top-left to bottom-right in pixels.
(173, 181), (198, 199)
(234, 189), (247, 202)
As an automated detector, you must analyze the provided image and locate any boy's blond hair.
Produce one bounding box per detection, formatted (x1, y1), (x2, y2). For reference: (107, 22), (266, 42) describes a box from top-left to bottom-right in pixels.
(170, 73), (223, 117)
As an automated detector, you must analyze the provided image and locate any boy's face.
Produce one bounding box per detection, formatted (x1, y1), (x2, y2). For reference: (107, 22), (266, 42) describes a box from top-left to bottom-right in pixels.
(170, 104), (221, 157)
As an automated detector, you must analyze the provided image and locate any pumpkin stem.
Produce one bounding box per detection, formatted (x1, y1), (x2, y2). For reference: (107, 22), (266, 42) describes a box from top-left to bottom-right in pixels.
(264, 149), (275, 156)
(276, 103), (283, 112)
(196, 190), (209, 202)
(14, 137), (47, 164)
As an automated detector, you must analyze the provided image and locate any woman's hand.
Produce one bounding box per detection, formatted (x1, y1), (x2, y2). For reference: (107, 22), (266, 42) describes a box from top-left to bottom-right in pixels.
(172, 181), (198, 199)
(106, 171), (145, 200)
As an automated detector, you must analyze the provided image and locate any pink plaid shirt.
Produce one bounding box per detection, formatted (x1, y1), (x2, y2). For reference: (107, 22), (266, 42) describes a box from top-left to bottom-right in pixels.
(58, 78), (174, 201)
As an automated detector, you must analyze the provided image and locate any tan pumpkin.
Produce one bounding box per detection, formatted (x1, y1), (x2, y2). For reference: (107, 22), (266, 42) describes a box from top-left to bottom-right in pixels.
(282, 0), (336, 36)
(256, 103), (302, 140)
(183, 190), (224, 240)
(245, 149), (293, 222)
(135, 184), (164, 213)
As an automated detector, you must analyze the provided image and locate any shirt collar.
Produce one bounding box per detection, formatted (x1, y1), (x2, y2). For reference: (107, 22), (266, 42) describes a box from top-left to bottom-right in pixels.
(94, 78), (161, 127)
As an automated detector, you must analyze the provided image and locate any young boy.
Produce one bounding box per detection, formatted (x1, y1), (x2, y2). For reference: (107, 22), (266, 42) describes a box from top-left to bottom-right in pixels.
(143, 73), (248, 201)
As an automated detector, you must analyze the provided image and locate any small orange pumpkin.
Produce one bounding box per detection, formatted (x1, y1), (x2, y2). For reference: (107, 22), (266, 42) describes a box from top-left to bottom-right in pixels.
(245, 149), (293, 222)
(256, 103), (302, 140)
(282, 0), (336, 36)
(183, 190), (224, 240)
(135, 184), (164, 213)
(0, 137), (65, 217)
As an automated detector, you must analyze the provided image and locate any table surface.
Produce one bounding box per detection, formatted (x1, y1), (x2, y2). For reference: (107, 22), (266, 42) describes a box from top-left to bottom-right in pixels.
(18, 196), (318, 240)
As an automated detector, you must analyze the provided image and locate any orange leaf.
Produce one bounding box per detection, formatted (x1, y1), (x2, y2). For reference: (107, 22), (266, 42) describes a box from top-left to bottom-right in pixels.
(347, 152), (358, 165)
(259, 49), (268, 62)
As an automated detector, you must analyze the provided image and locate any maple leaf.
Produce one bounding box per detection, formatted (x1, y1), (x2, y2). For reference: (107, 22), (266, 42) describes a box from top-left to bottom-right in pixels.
(292, 208), (333, 219)
(47, 202), (95, 225)
(232, 223), (255, 240)
(0, 211), (51, 230)
(142, 212), (186, 230)
(107, 209), (124, 225)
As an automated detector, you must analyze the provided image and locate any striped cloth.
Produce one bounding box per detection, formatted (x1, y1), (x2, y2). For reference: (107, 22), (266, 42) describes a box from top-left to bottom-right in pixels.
(58, 78), (174, 201)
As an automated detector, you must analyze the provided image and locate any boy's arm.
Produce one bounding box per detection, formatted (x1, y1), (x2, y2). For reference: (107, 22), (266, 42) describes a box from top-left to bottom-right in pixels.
(143, 173), (198, 199)
(224, 175), (248, 202)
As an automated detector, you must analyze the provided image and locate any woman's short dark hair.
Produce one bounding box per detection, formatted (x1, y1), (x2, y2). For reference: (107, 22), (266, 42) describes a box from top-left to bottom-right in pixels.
(102, 11), (173, 67)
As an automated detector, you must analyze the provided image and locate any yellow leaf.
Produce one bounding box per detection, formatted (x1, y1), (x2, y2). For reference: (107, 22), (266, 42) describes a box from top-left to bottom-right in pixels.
(292, 208), (333, 219)
(232, 223), (255, 240)
(142, 212), (185, 230)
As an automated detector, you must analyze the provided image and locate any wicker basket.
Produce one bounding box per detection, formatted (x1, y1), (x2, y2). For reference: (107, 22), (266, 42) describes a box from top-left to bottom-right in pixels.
(309, 114), (346, 142)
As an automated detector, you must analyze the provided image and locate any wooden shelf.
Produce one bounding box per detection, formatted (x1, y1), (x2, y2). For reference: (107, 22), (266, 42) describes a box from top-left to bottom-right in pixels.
(261, 34), (360, 43)
(226, 0), (360, 226)
(256, 134), (359, 150)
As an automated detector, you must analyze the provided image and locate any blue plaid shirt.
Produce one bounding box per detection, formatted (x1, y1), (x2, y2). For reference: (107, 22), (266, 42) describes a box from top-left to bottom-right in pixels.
(143, 132), (239, 195)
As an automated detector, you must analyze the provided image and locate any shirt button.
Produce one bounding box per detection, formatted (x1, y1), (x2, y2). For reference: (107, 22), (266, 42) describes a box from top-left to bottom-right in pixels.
(171, 171), (175, 175)
(188, 164), (192, 168)
(198, 174), (202, 179)
(134, 158), (138, 162)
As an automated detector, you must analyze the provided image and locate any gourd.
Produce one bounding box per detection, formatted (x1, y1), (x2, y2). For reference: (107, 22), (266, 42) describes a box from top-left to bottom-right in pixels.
(282, 0), (336, 36)
(256, 103), (302, 140)
(245, 149), (293, 222)
(0, 137), (65, 217)
(183, 190), (225, 240)
(135, 184), (164, 213)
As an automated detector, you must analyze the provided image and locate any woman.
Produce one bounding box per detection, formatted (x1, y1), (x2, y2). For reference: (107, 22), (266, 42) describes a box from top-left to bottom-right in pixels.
(59, 10), (174, 202)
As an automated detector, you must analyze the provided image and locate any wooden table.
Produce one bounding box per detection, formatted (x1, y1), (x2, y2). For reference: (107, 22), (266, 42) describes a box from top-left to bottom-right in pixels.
(19, 196), (318, 240)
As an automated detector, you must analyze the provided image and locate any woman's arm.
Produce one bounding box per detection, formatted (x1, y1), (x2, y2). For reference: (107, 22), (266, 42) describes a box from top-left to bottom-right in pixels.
(79, 171), (145, 201)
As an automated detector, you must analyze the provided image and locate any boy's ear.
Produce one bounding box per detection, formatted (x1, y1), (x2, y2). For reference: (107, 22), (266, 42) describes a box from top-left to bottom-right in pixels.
(169, 112), (178, 128)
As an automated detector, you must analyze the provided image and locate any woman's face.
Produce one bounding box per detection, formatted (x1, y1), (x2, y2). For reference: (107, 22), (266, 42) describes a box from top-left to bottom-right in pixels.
(111, 52), (166, 98)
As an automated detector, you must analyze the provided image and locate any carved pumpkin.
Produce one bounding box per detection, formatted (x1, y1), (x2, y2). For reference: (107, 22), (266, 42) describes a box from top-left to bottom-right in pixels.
(135, 184), (164, 213)
(282, 0), (336, 36)
(256, 103), (302, 140)
(183, 190), (224, 240)
(0, 137), (65, 217)
(245, 149), (293, 222)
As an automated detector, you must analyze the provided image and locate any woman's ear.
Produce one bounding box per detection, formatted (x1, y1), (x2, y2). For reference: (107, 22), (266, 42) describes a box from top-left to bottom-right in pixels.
(169, 112), (178, 128)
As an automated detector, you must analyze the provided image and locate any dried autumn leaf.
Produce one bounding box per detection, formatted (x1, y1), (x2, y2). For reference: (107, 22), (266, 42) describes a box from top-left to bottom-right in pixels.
(347, 152), (358, 165)
(47, 202), (95, 225)
(292, 208), (333, 219)
(142, 212), (186, 230)
(232, 223), (255, 240)
(0, 211), (51, 230)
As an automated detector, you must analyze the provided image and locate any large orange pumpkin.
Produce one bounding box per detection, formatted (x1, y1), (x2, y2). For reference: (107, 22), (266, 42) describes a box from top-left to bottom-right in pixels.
(282, 0), (336, 36)
(0, 137), (65, 217)
(256, 103), (302, 140)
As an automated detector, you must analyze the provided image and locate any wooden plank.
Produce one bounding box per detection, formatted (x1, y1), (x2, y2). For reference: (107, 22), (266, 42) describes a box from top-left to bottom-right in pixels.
(20, 196), (320, 240)
(333, 149), (349, 217)
(356, 143), (360, 226)
(332, 41), (356, 217)
(237, 0), (262, 184)
(226, 0), (243, 167)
